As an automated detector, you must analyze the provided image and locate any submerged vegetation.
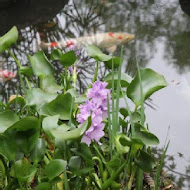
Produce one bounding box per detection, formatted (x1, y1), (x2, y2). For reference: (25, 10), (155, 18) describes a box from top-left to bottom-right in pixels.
(0, 26), (175, 190)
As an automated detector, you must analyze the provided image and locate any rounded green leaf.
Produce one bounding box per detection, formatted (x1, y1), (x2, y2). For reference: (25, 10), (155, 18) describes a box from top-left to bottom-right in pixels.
(127, 68), (167, 106)
(41, 75), (63, 93)
(69, 156), (81, 170)
(131, 123), (159, 146)
(51, 49), (62, 60)
(29, 138), (46, 163)
(104, 71), (132, 88)
(8, 96), (26, 109)
(26, 88), (57, 108)
(135, 150), (155, 172)
(115, 134), (130, 154)
(28, 51), (54, 78)
(60, 51), (76, 67)
(45, 159), (67, 180)
(51, 117), (89, 141)
(0, 110), (19, 133)
(5, 116), (40, 154)
(0, 26), (18, 53)
(86, 45), (112, 61)
(119, 108), (128, 119)
(46, 93), (73, 120)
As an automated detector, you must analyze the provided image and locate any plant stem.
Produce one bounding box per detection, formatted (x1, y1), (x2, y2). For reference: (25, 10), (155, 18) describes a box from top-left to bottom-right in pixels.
(128, 164), (137, 190)
(92, 60), (99, 83)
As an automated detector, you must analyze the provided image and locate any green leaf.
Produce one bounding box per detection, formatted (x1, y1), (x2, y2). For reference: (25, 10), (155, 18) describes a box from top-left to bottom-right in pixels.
(28, 51), (54, 78)
(119, 108), (128, 119)
(29, 138), (46, 163)
(106, 156), (121, 169)
(20, 66), (33, 77)
(104, 57), (121, 69)
(127, 68), (167, 106)
(0, 26), (18, 53)
(135, 150), (155, 172)
(131, 123), (159, 146)
(8, 96), (26, 109)
(45, 159), (67, 180)
(69, 156), (81, 170)
(44, 93), (73, 120)
(115, 134), (130, 154)
(42, 115), (70, 139)
(51, 118), (89, 141)
(51, 50), (76, 68)
(36, 183), (52, 190)
(26, 88), (57, 108)
(86, 45), (112, 61)
(104, 71), (132, 88)
(13, 159), (37, 183)
(5, 116), (40, 154)
(0, 110), (19, 133)
(41, 75), (63, 93)
(0, 134), (18, 161)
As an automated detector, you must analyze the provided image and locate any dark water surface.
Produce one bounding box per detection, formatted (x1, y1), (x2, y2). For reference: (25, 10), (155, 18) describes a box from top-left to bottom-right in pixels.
(0, 0), (190, 188)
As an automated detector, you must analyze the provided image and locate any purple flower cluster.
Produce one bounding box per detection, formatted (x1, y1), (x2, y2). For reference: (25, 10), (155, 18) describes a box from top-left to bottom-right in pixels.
(77, 81), (111, 146)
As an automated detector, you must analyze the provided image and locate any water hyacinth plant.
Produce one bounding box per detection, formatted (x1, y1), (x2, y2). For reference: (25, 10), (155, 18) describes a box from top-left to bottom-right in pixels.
(0, 26), (169, 190)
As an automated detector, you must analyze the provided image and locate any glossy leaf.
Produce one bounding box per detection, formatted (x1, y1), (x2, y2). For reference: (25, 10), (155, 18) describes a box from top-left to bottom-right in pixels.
(0, 110), (19, 133)
(131, 123), (159, 146)
(5, 116), (40, 154)
(29, 138), (46, 163)
(0, 26), (18, 53)
(42, 115), (70, 139)
(26, 88), (57, 108)
(20, 66), (33, 77)
(45, 159), (67, 180)
(44, 93), (73, 120)
(51, 118), (89, 141)
(13, 159), (37, 183)
(104, 57), (121, 69)
(127, 68), (167, 106)
(104, 71), (132, 88)
(86, 45), (112, 61)
(28, 51), (54, 78)
(41, 75), (63, 93)
(0, 134), (18, 161)
(135, 150), (155, 172)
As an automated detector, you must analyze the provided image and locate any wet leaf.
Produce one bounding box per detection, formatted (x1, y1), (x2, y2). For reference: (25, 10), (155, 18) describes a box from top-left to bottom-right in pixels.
(127, 68), (167, 106)
(0, 110), (19, 133)
(135, 150), (155, 172)
(28, 51), (54, 78)
(0, 26), (18, 53)
(41, 75), (63, 93)
(86, 45), (112, 61)
(45, 159), (67, 180)
(104, 71), (132, 88)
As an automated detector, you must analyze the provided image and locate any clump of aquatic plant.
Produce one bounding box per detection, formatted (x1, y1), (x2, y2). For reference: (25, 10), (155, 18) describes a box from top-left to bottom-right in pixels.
(0, 26), (170, 190)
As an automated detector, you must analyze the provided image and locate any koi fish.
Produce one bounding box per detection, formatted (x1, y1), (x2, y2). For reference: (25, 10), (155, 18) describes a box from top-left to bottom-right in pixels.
(40, 32), (135, 53)
(0, 69), (16, 81)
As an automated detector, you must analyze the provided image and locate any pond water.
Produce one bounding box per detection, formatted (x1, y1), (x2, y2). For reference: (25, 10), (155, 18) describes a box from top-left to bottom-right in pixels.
(0, 0), (190, 188)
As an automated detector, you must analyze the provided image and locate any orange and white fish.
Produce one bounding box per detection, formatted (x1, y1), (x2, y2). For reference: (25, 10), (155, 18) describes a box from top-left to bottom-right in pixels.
(0, 69), (16, 81)
(40, 32), (135, 53)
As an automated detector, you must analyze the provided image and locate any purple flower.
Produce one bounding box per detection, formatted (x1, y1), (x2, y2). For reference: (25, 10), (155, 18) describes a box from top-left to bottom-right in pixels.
(77, 81), (111, 146)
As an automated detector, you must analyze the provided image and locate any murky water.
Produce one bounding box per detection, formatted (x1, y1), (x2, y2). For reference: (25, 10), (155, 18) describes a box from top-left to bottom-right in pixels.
(0, 0), (190, 188)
